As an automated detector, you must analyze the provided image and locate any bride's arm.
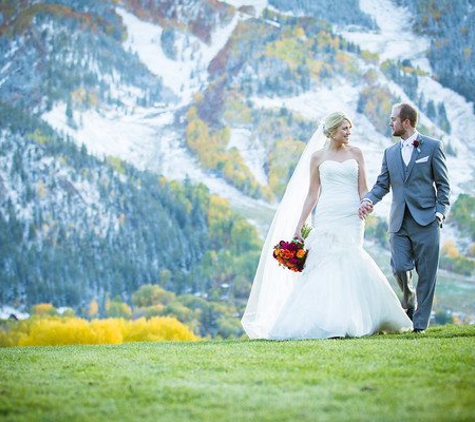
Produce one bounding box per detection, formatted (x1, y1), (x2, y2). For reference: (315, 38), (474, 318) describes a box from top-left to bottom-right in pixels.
(355, 147), (369, 199)
(293, 154), (321, 239)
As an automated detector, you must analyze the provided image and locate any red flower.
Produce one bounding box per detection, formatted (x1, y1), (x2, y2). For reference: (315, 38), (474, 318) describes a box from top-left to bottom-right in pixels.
(412, 139), (423, 149)
(286, 241), (299, 251)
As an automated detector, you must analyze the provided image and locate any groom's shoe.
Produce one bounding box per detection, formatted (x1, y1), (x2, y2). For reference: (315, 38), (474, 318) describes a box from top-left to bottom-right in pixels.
(406, 308), (414, 321)
(412, 328), (426, 334)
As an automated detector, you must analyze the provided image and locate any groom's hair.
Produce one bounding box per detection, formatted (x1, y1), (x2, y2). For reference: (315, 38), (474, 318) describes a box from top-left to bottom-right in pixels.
(394, 103), (418, 128)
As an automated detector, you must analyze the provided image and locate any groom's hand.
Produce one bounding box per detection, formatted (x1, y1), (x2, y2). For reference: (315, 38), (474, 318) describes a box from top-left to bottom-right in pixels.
(436, 213), (444, 228)
(358, 199), (373, 220)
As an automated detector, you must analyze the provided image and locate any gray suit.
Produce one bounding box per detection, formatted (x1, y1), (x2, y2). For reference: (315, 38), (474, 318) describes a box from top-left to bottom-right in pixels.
(365, 133), (450, 329)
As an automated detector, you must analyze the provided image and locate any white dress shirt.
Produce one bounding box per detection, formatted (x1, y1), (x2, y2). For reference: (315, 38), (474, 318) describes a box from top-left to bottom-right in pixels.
(401, 131), (419, 166)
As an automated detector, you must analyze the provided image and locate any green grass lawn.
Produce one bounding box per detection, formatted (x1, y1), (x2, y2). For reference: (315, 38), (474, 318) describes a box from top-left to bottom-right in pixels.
(1, 325), (474, 422)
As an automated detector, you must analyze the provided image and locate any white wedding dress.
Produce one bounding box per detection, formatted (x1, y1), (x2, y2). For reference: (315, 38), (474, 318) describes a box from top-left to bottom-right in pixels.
(266, 158), (412, 340)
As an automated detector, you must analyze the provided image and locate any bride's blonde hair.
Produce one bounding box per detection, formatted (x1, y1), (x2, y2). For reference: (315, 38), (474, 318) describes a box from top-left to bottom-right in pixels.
(322, 112), (353, 138)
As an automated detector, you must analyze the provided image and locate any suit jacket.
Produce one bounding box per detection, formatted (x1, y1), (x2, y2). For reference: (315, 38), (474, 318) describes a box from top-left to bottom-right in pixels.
(365, 133), (450, 233)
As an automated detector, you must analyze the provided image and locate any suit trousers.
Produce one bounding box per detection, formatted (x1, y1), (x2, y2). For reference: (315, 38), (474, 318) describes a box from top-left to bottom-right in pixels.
(389, 208), (440, 330)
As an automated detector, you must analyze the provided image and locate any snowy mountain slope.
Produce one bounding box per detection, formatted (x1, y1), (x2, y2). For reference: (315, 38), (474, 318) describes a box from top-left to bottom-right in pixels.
(116, 7), (241, 105)
(338, 0), (431, 70)
(42, 101), (275, 234)
(43, 103), (175, 168)
(33, 0), (475, 236)
(228, 128), (268, 185)
(39, 4), (274, 225)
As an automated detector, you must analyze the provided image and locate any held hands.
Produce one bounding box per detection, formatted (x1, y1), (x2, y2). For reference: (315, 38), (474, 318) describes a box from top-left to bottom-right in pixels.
(358, 199), (373, 220)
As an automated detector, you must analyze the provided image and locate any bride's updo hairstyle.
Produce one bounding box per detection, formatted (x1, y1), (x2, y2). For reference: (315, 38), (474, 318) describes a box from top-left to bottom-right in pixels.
(322, 112), (353, 138)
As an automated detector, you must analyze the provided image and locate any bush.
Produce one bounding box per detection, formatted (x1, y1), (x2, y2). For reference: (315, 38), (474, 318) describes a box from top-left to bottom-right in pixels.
(449, 194), (475, 241)
(0, 316), (198, 347)
(31, 303), (57, 317)
(439, 254), (475, 276)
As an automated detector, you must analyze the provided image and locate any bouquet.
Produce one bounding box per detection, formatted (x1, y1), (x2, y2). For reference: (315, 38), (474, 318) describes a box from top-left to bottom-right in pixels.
(273, 224), (312, 273)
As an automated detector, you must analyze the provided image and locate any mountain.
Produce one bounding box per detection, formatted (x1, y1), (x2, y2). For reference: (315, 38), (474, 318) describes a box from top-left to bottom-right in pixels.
(394, 0), (475, 110)
(0, 102), (260, 302)
(6, 0), (470, 211)
(1, 0), (474, 329)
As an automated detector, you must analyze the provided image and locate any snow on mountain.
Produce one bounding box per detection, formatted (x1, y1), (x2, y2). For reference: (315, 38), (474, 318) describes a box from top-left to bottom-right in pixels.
(42, 107), (275, 239)
(42, 101), (273, 221)
(117, 7), (195, 104)
(0, 128), (118, 242)
(116, 7), (240, 106)
(39, 1), (474, 237)
(228, 128), (268, 186)
(251, 85), (358, 120)
(418, 76), (475, 156)
(0, 305), (29, 320)
(41, 6), (275, 232)
(43, 102), (175, 170)
(338, 0), (431, 71)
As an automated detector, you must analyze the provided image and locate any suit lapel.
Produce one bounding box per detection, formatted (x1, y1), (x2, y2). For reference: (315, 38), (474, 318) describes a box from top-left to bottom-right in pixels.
(390, 143), (405, 181)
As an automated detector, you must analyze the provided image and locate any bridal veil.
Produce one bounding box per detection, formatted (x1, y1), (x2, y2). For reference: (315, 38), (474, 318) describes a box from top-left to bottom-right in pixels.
(241, 123), (327, 339)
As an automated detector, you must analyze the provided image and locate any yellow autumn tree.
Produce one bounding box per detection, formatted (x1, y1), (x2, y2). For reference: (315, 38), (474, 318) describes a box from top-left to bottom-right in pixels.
(31, 303), (57, 317)
(132, 284), (175, 307)
(442, 240), (460, 259)
(2, 317), (198, 347)
(89, 299), (99, 318)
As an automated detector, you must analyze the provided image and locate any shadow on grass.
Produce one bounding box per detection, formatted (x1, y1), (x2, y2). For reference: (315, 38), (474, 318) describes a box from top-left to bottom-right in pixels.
(362, 324), (475, 341)
(235, 324), (475, 344)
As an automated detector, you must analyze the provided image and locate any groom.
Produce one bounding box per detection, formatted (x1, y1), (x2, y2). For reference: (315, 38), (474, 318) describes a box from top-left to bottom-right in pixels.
(359, 103), (450, 332)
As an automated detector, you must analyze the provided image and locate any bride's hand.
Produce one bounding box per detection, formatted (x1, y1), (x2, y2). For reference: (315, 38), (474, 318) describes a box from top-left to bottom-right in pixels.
(292, 231), (303, 242)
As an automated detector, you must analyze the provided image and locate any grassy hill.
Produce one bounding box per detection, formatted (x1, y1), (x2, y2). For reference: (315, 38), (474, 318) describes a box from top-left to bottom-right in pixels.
(1, 325), (474, 421)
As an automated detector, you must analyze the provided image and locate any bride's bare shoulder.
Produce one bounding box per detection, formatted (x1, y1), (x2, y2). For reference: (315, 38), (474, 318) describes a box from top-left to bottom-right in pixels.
(347, 145), (365, 160)
(348, 145), (363, 155)
(311, 149), (326, 165)
(347, 146), (367, 169)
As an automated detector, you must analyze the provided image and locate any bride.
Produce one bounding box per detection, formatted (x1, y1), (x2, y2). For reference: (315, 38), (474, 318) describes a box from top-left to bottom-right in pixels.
(241, 112), (412, 340)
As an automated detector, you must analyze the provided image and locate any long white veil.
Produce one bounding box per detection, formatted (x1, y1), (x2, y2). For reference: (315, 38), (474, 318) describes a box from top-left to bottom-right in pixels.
(241, 123), (327, 339)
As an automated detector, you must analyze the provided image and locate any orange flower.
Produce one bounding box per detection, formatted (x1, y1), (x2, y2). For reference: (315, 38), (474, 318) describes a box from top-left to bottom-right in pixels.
(296, 249), (306, 259)
(282, 250), (294, 259)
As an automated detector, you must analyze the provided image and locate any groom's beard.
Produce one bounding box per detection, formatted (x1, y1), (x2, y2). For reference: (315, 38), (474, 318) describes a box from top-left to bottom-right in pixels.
(392, 128), (406, 137)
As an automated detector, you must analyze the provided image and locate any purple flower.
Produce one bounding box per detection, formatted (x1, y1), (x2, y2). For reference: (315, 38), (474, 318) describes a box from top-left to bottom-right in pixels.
(287, 242), (299, 251)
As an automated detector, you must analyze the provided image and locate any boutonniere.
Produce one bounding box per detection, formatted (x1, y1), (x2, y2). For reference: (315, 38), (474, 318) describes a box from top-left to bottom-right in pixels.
(412, 139), (423, 153)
